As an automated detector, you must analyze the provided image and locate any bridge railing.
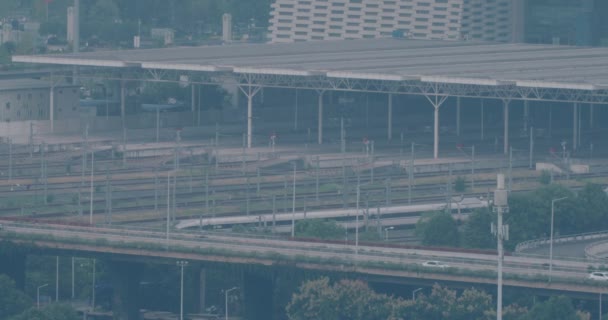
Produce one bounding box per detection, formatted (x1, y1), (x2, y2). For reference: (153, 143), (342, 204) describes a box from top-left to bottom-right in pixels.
(1, 220), (600, 278)
(515, 230), (608, 253)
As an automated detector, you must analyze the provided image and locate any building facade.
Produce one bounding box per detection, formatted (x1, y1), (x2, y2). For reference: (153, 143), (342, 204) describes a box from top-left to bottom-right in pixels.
(0, 79), (79, 141)
(525, 0), (608, 46)
(268, 0), (516, 43)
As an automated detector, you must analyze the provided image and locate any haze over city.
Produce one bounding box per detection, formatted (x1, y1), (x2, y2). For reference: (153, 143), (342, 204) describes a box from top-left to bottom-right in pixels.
(1, 1), (608, 319)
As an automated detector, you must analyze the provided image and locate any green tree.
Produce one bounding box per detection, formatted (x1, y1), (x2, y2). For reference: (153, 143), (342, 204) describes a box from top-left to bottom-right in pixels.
(504, 185), (574, 249)
(454, 176), (467, 192)
(416, 211), (459, 246)
(9, 304), (79, 320)
(575, 183), (608, 231)
(403, 284), (494, 320)
(462, 208), (495, 249)
(294, 219), (345, 240)
(539, 170), (551, 185)
(0, 274), (32, 319)
(286, 277), (406, 320)
(517, 296), (581, 320)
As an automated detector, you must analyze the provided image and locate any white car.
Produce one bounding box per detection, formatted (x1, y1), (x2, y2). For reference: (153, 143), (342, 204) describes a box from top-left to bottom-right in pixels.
(588, 272), (608, 281)
(422, 261), (449, 269)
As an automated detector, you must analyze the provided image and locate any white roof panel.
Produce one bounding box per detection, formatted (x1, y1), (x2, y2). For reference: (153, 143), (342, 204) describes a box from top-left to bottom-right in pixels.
(12, 38), (608, 91)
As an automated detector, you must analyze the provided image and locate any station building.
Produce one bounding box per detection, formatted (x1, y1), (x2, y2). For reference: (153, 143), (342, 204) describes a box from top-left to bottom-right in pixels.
(0, 79), (79, 142)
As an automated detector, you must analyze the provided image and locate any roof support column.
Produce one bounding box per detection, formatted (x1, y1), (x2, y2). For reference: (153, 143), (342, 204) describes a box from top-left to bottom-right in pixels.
(191, 84), (195, 113)
(120, 78), (126, 131)
(573, 103), (578, 151)
(293, 89), (298, 131)
(49, 85), (54, 133)
(424, 90), (448, 159)
(387, 93), (393, 141)
(480, 99), (485, 141)
(317, 90), (325, 145)
(523, 100), (529, 133)
(503, 100), (510, 155)
(589, 104), (594, 129)
(456, 97), (461, 137)
(238, 84), (261, 149)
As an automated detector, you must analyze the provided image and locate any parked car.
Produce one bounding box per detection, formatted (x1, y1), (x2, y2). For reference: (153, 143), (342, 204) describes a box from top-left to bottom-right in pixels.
(588, 272), (608, 281)
(422, 260), (449, 269)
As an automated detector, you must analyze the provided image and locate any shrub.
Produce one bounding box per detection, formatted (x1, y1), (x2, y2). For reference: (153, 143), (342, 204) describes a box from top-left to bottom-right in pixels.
(539, 170), (551, 185)
(454, 176), (467, 192)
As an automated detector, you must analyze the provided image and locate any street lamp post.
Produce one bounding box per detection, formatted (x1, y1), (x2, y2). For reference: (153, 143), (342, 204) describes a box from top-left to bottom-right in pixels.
(549, 196), (568, 282)
(37, 283), (48, 308)
(384, 226), (394, 242)
(176, 261), (189, 320)
(225, 287), (238, 320)
(412, 288), (422, 301)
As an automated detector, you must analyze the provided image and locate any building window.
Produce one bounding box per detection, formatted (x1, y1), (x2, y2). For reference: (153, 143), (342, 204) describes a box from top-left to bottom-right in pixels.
(5, 102), (10, 109)
(16, 94), (21, 100)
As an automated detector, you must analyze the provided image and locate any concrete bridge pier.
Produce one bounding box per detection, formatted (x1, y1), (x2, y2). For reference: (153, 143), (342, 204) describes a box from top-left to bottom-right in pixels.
(0, 247), (26, 290)
(197, 268), (207, 313)
(243, 271), (274, 320)
(108, 260), (144, 320)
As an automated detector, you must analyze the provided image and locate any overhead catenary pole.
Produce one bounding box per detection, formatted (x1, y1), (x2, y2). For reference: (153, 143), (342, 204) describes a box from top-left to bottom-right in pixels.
(89, 150), (94, 225)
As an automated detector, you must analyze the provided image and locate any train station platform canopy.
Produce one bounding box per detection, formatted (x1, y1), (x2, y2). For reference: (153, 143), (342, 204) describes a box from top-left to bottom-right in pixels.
(12, 38), (608, 157)
(13, 38), (608, 97)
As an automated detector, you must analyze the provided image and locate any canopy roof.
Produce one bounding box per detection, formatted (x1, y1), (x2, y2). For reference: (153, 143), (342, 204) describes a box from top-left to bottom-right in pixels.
(13, 38), (608, 91)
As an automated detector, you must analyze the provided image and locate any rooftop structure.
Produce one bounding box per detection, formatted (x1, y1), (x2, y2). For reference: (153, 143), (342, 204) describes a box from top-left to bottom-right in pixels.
(12, 38), (608, 157)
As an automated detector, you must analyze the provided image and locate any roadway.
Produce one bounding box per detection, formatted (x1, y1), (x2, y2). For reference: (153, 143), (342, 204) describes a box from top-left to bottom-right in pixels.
(1, 221), (607, 294)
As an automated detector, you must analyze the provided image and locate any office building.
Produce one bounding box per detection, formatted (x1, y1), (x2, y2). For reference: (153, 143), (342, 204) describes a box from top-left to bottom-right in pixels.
(268, 0), (517, 43)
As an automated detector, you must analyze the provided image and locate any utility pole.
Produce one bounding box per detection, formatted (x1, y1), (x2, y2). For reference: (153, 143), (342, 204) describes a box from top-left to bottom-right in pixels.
(409, 142), (415, 204)
(89, 150), (94, 225)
